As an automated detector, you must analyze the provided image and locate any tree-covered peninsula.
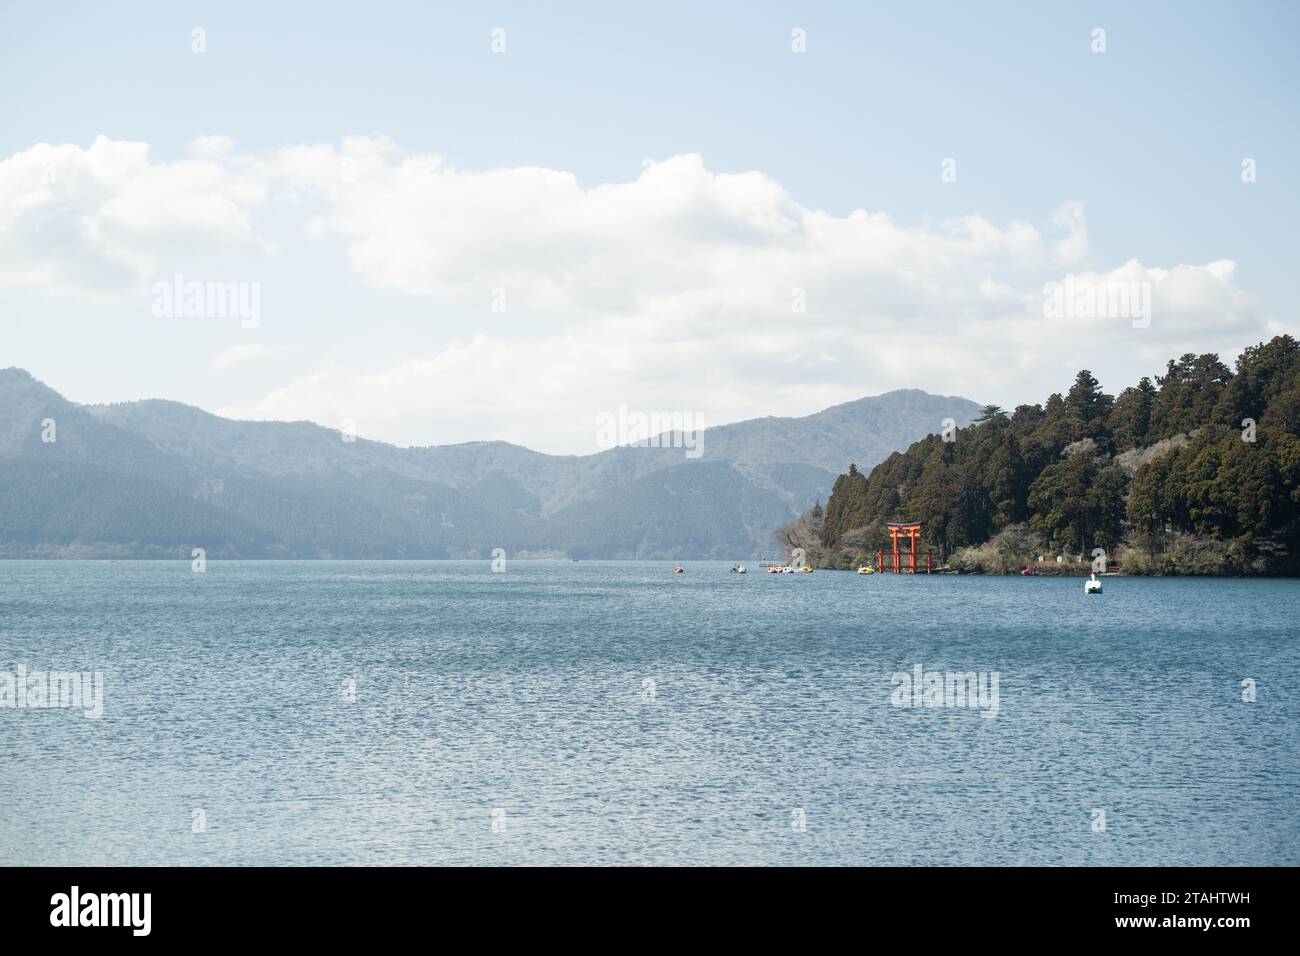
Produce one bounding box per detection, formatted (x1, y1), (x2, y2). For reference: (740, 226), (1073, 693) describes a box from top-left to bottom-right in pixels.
(782, 336), (1300, 575)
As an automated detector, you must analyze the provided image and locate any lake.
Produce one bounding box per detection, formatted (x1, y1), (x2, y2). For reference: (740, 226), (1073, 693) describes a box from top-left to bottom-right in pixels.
(1, 560), (1296, 865)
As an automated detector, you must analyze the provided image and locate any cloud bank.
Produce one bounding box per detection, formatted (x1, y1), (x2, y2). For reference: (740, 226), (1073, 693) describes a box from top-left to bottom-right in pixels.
(0, 136), (1273, 452)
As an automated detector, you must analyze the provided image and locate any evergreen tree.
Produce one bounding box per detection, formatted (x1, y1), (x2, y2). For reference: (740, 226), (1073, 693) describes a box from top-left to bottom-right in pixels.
(1150, 353), (1232, 439)
(1065, 369), (1113, 440)
(1108, 377), (1156, 450)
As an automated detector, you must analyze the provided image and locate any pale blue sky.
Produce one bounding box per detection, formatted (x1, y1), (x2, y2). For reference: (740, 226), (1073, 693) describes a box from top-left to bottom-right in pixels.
(2, 1), (1297, 451)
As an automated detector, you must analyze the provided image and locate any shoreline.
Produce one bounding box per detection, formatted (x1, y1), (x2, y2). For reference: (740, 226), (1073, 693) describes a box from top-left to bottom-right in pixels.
(1, 554), (1296, 578)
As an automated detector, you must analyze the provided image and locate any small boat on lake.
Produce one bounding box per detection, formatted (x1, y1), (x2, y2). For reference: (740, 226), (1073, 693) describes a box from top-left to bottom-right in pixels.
(1084, 572), (1102, 594)
(674, 565), (685, 574)
(857, 566), (874, 575)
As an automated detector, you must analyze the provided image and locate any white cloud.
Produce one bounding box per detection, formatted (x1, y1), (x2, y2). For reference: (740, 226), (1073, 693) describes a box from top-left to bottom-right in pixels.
(211, 343), (286, 370)
(0, 136), (273, 296)
(187, 135), (236, 161)
(1, 136), (1277, 452)
(276, 143), (1058, 326)
(1050, 200), (1090, 265)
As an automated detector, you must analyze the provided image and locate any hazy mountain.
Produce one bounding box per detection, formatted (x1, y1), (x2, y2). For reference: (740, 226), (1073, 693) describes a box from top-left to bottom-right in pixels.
(0, 367), (979, 558)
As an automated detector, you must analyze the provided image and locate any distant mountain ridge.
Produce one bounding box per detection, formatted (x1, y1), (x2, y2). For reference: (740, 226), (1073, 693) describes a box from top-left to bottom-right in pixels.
(0, 367), (980, 558)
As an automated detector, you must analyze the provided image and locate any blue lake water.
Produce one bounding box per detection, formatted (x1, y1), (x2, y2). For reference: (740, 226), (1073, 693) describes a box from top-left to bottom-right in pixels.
(1, 560), (1297, 866)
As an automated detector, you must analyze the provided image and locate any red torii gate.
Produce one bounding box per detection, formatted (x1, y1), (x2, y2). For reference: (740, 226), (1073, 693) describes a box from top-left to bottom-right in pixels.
(878, 521), (934, 574)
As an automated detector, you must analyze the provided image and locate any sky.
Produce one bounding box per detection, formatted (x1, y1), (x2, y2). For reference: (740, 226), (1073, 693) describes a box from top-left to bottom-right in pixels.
(2, 1), (1298, 454)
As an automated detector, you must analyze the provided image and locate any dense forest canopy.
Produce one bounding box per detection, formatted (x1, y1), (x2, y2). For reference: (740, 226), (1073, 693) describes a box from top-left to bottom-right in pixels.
(798, 336), (1300, 574)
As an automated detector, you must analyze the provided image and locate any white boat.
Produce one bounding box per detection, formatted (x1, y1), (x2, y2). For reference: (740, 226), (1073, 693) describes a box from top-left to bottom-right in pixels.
(1084, 572), (1102, 595)
(730, 564), (747, 574)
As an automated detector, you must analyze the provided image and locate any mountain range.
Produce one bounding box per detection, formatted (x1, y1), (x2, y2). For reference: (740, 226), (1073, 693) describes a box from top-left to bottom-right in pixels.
(0, 367), (979, 559)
